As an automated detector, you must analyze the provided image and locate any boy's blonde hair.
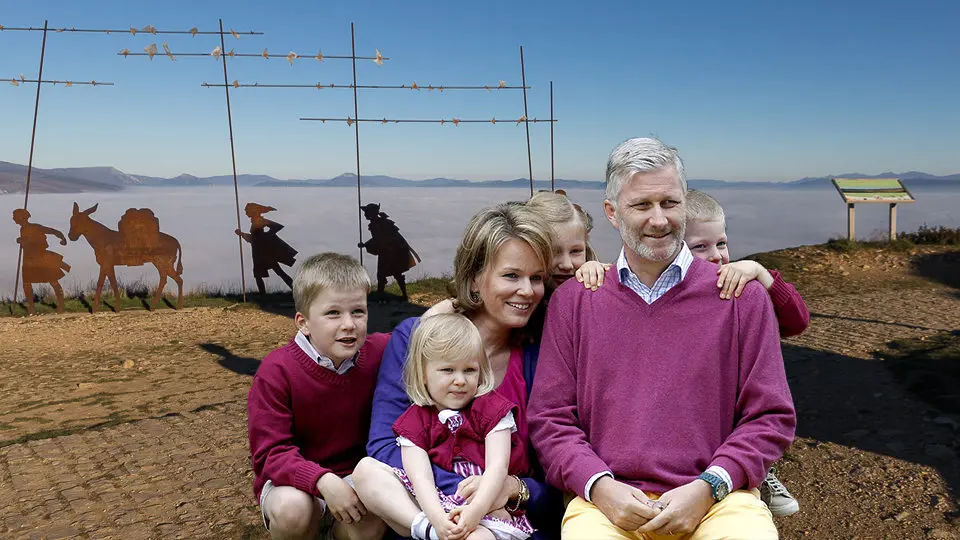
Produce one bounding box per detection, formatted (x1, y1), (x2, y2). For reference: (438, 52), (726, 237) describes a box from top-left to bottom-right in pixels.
(292, 253), (371, 315)
(452, 203), (553, 314)
(527, 191), (598, 262)
(403, 313), (495, 407)
(685, 189), (726, 225)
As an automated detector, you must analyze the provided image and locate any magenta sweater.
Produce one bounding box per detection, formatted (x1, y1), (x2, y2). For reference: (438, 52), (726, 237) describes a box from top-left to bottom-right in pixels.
(528, 258), (796, 498)
(247, 333), (389, 500)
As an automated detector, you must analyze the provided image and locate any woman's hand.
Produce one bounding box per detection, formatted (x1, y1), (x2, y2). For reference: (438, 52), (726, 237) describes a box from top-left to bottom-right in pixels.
(456, 474), (519, 513)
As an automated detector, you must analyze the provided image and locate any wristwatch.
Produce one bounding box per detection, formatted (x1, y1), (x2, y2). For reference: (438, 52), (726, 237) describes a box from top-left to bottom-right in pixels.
(697, 471), (729, 502)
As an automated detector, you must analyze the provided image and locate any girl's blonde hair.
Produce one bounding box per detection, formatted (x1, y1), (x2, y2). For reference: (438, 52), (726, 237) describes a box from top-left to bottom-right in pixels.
(526, 191), (598, 262)
(403, 313), (495, 407)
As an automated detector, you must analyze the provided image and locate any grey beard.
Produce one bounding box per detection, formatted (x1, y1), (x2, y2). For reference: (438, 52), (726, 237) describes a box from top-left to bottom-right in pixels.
(619, 218), (685, 262)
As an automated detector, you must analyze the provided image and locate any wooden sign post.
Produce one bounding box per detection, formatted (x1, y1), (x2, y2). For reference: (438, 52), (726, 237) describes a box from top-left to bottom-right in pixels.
(831, 178), (916, 241)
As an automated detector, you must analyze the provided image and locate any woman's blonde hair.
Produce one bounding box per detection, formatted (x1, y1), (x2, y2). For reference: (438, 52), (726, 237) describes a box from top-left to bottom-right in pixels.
(403, 313), (495, 407)
(451, 203), (553, 314)
(526, 191), (598, 262)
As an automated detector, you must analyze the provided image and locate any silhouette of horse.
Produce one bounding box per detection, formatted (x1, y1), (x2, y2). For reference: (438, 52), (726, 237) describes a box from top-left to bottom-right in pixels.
(68, 202), (184, 312)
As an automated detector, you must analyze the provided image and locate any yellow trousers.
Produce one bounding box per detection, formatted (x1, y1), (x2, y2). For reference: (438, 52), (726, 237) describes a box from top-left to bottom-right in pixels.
(561, 489), (777, 540)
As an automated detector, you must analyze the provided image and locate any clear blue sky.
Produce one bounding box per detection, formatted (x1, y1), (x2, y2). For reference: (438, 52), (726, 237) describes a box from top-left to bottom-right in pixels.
(1, 0), (957, 182)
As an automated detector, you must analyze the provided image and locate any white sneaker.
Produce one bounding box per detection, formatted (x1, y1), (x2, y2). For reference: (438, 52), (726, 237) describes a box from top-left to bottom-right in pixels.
(760, 468), (799, 517)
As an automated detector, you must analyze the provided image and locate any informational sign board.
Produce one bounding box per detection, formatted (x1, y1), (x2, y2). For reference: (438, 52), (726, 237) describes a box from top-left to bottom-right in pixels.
(831, 178), (915, 241)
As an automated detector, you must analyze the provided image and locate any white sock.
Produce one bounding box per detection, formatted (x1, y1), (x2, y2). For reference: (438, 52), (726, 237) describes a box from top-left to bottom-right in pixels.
(410, 511), (439, 540)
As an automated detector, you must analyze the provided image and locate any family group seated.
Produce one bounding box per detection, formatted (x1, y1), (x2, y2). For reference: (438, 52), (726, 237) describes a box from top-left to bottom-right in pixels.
(247, 138), (807, 539)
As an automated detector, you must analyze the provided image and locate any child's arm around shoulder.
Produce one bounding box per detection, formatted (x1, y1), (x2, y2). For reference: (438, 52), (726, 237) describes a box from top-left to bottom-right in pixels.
(766, 269), (810, 337)
(575, 260), (612, 291)
(718, 261), (809, 336)
(247, 349), (329, 497)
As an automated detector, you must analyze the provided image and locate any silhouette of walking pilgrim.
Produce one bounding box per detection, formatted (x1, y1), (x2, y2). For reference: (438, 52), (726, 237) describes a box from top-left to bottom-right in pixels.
(68, 203), (184, 312)
(235, 202), (297, 297)
(13, 209), (71, 314)
(358, 202), (421, 300)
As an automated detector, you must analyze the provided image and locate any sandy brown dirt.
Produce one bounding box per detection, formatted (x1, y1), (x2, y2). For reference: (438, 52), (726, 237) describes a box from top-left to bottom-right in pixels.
(0, 245), (958, 539)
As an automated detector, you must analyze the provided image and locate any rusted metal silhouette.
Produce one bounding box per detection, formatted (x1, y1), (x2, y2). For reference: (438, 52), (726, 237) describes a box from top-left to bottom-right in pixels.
(68, 202), (184, 312)
(13, 209), (71, 314)
(235, 203), (296, 296)
(358, 203), (421, 300)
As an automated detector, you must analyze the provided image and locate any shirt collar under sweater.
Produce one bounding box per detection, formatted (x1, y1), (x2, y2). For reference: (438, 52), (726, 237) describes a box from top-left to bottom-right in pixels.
(616, 242), (693, 304)
(294, 330), (357, 375)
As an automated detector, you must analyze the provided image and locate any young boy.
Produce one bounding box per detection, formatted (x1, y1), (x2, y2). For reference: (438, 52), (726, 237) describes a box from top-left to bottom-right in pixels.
(575, 189), (810, 517)
(248, 252), (388, 540)
(684, 189), (810, 338)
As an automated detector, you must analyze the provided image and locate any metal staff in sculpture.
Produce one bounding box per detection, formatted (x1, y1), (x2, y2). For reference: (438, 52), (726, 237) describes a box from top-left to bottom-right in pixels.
(12, 209), (71, 314)
(358, 203), (420, 301)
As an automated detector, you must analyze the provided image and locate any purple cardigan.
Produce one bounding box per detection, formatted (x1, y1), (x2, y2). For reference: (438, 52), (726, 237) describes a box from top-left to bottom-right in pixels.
(367, 317), (561, 539)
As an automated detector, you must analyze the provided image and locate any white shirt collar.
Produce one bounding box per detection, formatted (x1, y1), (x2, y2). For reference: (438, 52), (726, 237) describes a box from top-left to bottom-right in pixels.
(616, 242), (694, 284)
(294, 330), (356, 374)
(438, 409), (461, 423)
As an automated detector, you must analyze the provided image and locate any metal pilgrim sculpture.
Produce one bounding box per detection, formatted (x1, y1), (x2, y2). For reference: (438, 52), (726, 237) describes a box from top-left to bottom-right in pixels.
(13, 209), (72, 314)
(68, 202), (184, 312)
(358, 203), (421, 301)
(234, 202), (297, 297)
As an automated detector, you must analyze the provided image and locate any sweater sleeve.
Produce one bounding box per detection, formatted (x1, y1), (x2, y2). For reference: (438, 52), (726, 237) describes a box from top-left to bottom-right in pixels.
(248, 355), (328, 497)
(528, 289), (611, 499)
(393, 405), (431, 450)
(366, 317), (464, 493)
(768, 269), (810, 338)
(709, 283), (797, 490)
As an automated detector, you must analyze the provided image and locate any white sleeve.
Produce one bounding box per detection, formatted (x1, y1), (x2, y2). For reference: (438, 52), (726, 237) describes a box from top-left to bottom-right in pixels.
(488, 410), (517, 434)
(584, 471), (613, 502)
(396, 436), (419, 448)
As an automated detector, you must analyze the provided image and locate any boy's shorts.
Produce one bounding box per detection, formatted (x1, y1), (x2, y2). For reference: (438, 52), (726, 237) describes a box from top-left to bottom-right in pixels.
(259, 475), (355, 534)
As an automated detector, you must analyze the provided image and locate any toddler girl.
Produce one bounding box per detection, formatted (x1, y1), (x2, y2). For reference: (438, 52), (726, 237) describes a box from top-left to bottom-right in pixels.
(393, 313), (534, 540)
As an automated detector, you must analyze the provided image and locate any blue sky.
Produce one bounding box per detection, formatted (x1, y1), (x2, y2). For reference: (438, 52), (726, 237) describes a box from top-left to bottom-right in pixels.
(1, 0), (957, 182)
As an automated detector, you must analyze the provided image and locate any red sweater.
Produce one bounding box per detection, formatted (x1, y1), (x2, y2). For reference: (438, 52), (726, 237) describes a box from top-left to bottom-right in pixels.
(247, 333), (389, 500)
(768, 270), (810, 337)
(393, 392), (531, 476)
(529, 259), (796, 497)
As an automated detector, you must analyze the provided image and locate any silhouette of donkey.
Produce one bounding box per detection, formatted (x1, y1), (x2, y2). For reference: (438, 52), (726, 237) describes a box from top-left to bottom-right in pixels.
(68, 202), (184, 312)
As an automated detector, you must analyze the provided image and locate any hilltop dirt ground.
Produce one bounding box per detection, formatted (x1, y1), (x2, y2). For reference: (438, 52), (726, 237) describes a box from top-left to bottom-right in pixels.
(1, 244), (959, 539)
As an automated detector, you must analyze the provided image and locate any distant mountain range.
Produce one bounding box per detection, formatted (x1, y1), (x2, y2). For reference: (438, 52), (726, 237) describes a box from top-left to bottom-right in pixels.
(1, 160), (958, 194)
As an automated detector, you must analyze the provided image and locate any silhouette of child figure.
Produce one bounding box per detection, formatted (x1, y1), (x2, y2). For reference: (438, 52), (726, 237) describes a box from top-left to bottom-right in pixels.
(13, 208), (71, 314)
(235, 203), (297, 297)
(358, 203), (420, 301)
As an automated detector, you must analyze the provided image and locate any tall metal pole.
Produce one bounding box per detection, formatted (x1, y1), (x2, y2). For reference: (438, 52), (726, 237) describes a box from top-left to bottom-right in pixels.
(351, 23), (364, 264)
(520, 46), (533, 197)
(220, 19), (246, 302)
(549, 81), (555, 191)
(13, 20), (49, 306)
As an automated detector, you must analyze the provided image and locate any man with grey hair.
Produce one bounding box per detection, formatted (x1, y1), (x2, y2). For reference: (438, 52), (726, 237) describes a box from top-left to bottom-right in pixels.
(528, 137), (796, 538)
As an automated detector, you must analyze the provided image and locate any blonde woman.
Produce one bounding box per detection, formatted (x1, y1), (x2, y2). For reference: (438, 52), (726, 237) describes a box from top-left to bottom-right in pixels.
(353, 203), (562, 540)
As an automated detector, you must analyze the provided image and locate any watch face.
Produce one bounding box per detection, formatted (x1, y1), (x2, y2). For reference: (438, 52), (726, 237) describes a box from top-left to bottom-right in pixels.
(717, 482), (730, 500)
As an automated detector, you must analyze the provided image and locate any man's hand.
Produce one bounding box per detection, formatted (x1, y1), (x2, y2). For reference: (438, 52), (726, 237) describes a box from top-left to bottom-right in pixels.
(456, 475), (517, 512)
(316, 473), (366, 524)
(591, 476), (662, 530)
(637, 479), (714, 535)
(716, 261), (773, 299)
(575, 261), (612, 291)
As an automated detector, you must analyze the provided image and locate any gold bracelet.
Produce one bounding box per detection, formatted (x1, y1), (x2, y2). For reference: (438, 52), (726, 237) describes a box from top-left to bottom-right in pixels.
(505, 475), (528, 512)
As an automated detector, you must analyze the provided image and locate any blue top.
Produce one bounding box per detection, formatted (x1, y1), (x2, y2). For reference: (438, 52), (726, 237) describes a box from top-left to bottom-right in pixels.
(367, 317), (561, 539)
